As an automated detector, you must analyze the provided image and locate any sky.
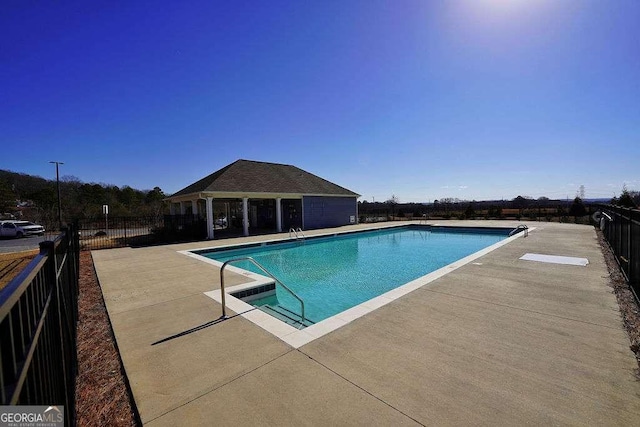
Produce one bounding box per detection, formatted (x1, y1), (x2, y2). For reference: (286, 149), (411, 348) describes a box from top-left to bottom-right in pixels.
(1, 0), (638, 203)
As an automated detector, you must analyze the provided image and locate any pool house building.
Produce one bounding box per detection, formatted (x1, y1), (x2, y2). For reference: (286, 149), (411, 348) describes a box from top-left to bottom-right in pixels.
(166, 159), (360, 239)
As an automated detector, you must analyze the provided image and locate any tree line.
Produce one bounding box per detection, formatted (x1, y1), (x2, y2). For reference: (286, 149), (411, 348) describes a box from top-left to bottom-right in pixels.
(359, 187), (639, 222)
(0, 170), (168, 228)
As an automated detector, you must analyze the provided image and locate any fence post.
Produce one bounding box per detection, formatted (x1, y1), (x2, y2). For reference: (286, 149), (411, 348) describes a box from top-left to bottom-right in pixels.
(41, 239), (70, 411)
(619, 211), (624, 262)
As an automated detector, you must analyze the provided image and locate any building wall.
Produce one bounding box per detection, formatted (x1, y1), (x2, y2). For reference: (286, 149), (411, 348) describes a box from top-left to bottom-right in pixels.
(302, 196), (356, 229)
(281, 199), (302, 230)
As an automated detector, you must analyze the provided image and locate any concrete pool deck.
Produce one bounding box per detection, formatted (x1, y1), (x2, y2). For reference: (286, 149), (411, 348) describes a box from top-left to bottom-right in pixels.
(92, 221), (640, 425)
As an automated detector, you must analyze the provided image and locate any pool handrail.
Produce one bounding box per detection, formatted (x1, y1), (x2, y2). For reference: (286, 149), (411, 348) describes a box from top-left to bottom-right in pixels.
(509, 224), (529, 237)
(288, 227), (306, 240)
(219, 256), (306, 328)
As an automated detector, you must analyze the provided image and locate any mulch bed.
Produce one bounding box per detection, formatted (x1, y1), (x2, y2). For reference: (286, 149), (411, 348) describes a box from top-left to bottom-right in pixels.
(596, 230), (640, 373)
(75, 251), (138, 426)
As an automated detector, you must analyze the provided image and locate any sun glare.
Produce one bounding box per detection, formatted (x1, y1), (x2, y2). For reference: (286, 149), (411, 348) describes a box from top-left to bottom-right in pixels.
(479, 0), (530, 13)
(445, 0), (551, 37)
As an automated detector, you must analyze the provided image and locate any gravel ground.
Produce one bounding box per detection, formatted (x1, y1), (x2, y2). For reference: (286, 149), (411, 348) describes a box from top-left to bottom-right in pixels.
(75, 251), (138, 426)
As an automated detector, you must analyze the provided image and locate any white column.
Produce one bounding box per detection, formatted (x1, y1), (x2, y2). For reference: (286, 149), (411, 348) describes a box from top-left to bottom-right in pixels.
(276, 198), (282, 232)
(192, 200), (199, 216)
(242, 197), (249, 236)
(179, 201), (186, 215)
(169, 203), (176, 215)
(206, 197), (214, 239)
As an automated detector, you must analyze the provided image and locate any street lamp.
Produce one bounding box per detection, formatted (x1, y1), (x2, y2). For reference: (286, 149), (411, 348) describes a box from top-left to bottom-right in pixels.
(49, 161), (64, 229)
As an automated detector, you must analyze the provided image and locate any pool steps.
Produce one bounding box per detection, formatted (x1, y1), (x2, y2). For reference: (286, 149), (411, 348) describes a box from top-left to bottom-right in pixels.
(219, 256), (307, 326)
(258, 304), (315, 328)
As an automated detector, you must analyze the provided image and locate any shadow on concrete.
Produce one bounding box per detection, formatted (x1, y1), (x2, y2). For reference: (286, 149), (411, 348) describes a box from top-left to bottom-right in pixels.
(151, 309), (255, 346)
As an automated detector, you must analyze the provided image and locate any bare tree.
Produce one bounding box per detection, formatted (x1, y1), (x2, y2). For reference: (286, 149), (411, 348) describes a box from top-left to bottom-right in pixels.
(386, 194), (399, 219)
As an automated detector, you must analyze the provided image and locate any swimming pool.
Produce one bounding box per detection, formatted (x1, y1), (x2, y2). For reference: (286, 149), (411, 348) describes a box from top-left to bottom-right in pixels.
(189, 225), (518, 334)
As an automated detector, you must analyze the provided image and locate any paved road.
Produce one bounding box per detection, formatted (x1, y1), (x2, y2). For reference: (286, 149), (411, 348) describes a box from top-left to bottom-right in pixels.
(0, 234), (57, 254)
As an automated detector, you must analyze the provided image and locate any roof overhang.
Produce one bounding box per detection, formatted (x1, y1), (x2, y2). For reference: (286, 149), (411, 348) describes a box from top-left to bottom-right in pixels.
(165, 191), (359, 203)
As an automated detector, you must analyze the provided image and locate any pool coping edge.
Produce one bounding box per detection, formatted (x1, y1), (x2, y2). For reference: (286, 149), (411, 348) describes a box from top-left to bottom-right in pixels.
(180, 225), (535, 348)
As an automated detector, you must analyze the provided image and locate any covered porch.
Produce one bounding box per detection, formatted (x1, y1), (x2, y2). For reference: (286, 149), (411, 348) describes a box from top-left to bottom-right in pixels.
(167, 192), (303, 239)
(164, 159), (359, 238)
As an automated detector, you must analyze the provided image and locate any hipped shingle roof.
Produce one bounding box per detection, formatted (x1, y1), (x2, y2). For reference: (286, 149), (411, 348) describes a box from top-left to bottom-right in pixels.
(171, 160), (358, 197)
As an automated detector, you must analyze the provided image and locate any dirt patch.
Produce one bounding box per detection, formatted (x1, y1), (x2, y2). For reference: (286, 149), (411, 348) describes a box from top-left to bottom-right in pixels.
(75, 251), (138, 426)
(597, 229), (640, 372)
(0, 249), (38, 291)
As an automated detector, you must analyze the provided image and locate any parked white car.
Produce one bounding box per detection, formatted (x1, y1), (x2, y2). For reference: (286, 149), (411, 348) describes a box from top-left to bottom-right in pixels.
(0, 220), (45, 238)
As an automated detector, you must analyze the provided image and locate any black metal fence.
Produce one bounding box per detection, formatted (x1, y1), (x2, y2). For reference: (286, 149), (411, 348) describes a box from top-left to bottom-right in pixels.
(0, 225), (79, 426)
(76, 214), (206, 250)
(599, 205), (640, 301)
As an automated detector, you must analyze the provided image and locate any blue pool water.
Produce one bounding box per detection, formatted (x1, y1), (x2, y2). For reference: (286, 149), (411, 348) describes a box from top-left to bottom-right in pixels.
(201, 226), (509, 325)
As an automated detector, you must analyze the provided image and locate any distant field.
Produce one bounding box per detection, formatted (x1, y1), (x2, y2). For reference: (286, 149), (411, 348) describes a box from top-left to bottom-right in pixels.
(0, 250), (38, 291)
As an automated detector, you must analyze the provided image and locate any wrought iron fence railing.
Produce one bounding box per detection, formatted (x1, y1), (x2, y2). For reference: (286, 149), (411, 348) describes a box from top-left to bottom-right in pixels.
(0, 225), (79, 426)
(599, 205), (640, 302)
(75, 214), (206, 250)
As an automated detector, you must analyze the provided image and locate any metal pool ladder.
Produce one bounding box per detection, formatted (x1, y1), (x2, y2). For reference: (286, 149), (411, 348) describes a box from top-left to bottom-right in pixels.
(289, 227), (306, 240)
(509, 224), (529, 237)
(219, 256), (306, 328)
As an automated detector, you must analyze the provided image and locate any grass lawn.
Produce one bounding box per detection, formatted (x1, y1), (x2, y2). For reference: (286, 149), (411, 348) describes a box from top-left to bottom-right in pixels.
(0, 249), (38, 291)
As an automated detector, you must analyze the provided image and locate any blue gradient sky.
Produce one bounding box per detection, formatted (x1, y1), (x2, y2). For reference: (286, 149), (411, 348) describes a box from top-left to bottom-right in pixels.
(2, 0), (638, 202)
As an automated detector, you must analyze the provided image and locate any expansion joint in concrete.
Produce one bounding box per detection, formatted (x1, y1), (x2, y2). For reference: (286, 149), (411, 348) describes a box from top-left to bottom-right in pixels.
(146, 349), (295, 424)
(297, 349), (426, 426)
(423, 288), (622, 331)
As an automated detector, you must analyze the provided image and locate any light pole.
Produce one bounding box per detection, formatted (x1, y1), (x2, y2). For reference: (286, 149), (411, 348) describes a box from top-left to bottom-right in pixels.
(49, 161), (64, 229)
